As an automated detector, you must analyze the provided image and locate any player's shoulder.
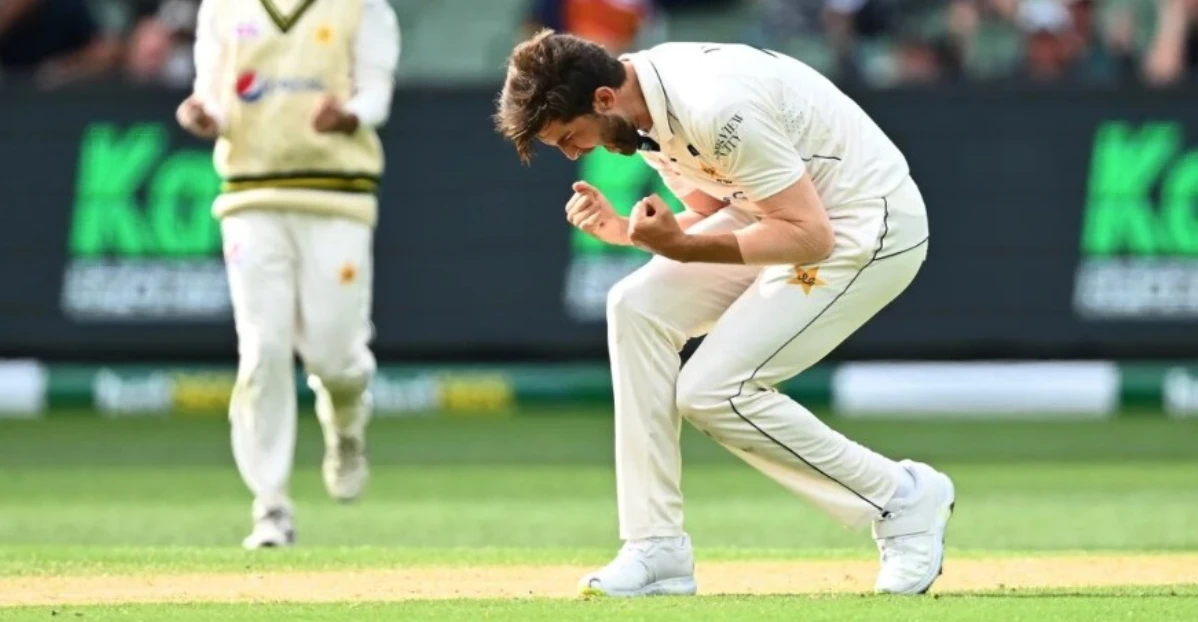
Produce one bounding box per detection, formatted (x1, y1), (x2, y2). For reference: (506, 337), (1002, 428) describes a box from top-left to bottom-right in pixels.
(640, 41), (765, 66)
(641, 45), (765, 115)
(644, 42), (753, 81)
(638, 41), (707, 59)
(678, 75), (770, 138)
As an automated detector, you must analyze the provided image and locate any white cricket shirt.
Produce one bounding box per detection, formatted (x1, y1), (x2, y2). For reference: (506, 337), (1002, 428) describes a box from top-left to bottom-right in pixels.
(622, 42), (911, 215)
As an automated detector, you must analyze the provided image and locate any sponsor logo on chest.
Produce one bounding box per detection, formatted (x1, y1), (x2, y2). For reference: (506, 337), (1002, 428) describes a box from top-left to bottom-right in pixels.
(235, 70), (326, 102)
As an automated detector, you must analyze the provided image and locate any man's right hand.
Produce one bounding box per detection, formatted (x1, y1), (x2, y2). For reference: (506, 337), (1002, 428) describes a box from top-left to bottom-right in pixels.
(176, 96), (219, 140)
(565, 181), (630, 246)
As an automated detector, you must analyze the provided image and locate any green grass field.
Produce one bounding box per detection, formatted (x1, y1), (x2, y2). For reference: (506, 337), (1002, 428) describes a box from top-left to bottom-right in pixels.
(1, 410), (1196, 620)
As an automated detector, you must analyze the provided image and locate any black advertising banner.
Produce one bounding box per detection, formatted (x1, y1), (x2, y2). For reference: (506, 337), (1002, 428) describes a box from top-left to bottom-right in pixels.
(855, 88), (1198, 359)
(0, 85), (1194, 361)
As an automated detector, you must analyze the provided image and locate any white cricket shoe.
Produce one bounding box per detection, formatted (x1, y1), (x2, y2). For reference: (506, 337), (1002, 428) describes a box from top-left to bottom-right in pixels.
(872, 460), (956, 594)
(242, 506), (295, 550)
(579, 535), (697, 597)
(323, 435), (369, 503)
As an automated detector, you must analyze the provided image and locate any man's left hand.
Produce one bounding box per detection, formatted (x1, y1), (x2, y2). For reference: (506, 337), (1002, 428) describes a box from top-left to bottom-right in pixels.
(629, 194), (686, 259)
(312, 95), (359, 134)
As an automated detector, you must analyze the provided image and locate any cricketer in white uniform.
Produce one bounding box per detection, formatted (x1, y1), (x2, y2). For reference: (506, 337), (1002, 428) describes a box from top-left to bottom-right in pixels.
(496, 31), (956, 596)
(176, 0), (401, 549)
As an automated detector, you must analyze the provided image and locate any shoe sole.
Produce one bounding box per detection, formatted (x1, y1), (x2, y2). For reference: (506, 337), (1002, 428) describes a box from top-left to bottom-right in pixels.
(580, 575), (697, 598)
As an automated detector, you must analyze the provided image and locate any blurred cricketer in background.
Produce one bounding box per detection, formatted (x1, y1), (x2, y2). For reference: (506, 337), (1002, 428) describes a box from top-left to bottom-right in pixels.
(496, 31), (955, 597)
(175, 0), (400, 549)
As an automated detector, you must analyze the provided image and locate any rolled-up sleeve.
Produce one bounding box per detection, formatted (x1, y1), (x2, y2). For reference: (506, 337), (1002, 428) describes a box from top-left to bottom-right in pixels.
(344, 0), (402, 129)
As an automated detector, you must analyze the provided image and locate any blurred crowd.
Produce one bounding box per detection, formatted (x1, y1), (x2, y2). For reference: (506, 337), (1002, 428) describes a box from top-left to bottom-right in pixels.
(1, 0), (1195, 89)
(0, 0), (199, 88)
(748, 0), (1198, 86)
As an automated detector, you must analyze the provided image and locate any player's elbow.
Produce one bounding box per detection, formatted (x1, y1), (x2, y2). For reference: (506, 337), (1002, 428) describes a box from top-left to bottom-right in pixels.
(806, 218), (836, 263)
(777, 219), (834, 265)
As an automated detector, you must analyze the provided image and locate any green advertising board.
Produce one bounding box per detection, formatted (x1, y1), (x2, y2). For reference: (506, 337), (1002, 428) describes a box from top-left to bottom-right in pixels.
(1074, 122), (1198, 320)
(61, 122), (226, 321)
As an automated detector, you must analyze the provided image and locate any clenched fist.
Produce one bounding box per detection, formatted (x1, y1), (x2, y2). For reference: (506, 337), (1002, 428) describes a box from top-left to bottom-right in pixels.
(565, 181), (630, 246)
(628, 194), (685, 256)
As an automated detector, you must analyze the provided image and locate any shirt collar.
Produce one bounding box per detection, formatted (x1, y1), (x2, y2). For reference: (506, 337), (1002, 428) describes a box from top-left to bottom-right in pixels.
(621, 51), (674, 148)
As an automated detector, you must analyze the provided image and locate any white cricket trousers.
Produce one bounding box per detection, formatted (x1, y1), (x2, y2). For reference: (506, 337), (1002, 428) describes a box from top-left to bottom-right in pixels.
(610, 175), (930, 540)
(220, 209), (376, 515)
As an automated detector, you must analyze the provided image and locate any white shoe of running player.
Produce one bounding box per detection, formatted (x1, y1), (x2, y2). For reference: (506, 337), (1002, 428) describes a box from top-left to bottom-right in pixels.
(242, 506), (295, 550)
(579, 535), (697, 597)
(872, 460), (956, 594)
(323, 435), (369, 503)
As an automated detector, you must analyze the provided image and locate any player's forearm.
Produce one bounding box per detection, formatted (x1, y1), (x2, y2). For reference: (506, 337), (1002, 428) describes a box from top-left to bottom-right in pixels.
(669, 232), (744, 264)
(668, 222), (828, 265)
(732, 218), (835, 265)
(675, 209), (709, 232)
(668, 213), (833, 266)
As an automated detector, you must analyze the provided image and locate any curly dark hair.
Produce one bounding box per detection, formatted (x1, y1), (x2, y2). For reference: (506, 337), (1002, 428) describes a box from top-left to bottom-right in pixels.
(493, 29), (627, 163)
